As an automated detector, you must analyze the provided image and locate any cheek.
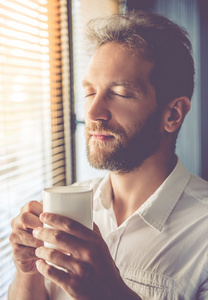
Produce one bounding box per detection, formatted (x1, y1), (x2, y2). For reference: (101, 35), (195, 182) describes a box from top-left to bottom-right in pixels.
(123, 121), (143, 139)
(112, 103), (139, 123)
(113, 113), (140, 138)
(112, 104), (134, 121)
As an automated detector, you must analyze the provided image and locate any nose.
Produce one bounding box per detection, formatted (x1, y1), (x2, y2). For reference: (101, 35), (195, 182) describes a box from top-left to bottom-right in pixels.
(85, 93), (111, 122)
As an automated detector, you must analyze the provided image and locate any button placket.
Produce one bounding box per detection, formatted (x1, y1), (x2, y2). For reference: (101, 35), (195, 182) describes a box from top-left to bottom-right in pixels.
(106, 227), (126, 261)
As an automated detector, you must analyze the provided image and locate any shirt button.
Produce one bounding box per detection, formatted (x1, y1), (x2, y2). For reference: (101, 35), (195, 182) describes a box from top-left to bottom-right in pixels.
(110, 235), (116, 243)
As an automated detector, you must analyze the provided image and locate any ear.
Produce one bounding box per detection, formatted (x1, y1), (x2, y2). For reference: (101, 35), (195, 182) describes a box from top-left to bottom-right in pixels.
(162, 97), (191, 133)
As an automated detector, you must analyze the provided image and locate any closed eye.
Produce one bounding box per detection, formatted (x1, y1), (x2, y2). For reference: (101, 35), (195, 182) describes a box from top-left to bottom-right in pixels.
(85, 93), (96, 98)
(112, 93), (132, 99)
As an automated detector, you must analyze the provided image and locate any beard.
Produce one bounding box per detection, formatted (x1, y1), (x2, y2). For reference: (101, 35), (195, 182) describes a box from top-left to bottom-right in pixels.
(85, 110), (162, 174)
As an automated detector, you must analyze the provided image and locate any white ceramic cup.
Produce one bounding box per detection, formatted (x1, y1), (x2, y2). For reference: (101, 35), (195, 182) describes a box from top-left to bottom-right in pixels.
(42, 185), (93, 250)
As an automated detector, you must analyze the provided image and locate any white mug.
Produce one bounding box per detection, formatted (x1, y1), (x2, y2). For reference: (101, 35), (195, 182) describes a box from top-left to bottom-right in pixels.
(42, 185), (93, 249)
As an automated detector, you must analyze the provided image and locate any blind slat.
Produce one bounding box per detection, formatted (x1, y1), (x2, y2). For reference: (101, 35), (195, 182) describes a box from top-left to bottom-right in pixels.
(0, 170), (54, 194)
(0, 7), (48, 30)
(0, 36), (49, 53)
(0, 28), (49, 45)
(1, 1), (48, 20)
(0, 19), (48, 36)
(0, 1), (68, 298)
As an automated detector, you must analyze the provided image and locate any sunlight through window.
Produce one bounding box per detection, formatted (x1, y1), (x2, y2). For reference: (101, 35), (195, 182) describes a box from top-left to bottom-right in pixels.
(0, 0), (69, 298)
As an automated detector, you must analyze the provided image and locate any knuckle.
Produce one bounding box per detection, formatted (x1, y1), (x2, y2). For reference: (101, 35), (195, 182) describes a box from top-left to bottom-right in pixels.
(9, 232), (16, 244)
(46, 213), (56, 225)
(20, 212), (29, 228)
(23, 201), (37, 212)
(46, 264), (55, 277)
(25, 201), (34, 211)
(77, 262), (92, 279)
(76, 263), (85, 277)
(64, 219), (74, 232)
(48, 249), (57, 261)
(20, 212), (27, 223)
(83, 248), (93, 262)
(52, 230), (62, 242)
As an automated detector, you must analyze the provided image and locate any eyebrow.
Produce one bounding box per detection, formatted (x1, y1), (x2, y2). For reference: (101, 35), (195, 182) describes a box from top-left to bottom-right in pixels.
(82, 79), (146, 94)
(109, 81), (138, 89)
(110, 80), (147, 95)
(82, 79), (93, 87)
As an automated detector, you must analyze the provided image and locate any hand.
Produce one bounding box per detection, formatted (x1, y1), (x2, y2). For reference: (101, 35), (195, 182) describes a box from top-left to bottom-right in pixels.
(33, 213), (129, 300)
(9, 201), (43, 275)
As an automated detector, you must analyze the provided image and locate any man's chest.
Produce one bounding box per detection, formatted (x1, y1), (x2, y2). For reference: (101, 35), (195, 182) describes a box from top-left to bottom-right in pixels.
(96, 213), (207, 300)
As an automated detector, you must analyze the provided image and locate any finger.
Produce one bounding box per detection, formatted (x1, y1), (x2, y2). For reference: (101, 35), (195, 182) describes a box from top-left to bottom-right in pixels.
(36, 259), (75, 296)
(35, 247), (86, 276)
(33, 227), (84, 257)
(11, 203), (43, 231)
(13, 244), (37, 261)
(40, 213), (94, 241)
(21, 201), (43, 216)
(10, 230), (43, 248)
(21, 212), (43, 230)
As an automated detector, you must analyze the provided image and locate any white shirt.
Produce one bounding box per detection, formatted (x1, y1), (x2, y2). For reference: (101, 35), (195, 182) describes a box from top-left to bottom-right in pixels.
(45, 159), (208, 299)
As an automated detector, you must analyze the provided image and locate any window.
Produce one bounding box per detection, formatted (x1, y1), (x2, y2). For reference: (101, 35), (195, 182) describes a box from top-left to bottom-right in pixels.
(72, 0), (120, 182)
(0, 0), (71, 298)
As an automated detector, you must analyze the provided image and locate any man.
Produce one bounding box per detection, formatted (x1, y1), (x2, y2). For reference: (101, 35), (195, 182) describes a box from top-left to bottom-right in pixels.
(9, 11), (208, 300)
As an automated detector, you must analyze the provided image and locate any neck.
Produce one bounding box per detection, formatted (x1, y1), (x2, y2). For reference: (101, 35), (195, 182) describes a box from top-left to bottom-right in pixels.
(110, 151), (177, 226)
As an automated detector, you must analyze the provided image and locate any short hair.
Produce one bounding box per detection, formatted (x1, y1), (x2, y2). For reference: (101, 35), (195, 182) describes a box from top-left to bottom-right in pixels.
(85, 11), (195, 108)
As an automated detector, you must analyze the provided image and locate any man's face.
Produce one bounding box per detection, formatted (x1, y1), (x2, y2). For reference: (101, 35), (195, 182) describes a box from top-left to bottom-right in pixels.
(83, 42), (162, 173)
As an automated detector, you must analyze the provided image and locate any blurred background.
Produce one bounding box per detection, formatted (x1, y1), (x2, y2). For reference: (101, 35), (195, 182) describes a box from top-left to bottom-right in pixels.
(0, 0), (207, 298)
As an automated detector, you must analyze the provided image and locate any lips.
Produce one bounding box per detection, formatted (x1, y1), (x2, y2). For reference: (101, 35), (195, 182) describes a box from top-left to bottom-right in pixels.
(89, 131), (114, 141)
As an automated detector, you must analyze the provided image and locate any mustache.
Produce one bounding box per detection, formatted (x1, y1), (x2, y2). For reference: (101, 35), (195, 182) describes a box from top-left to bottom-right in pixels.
(85, 121), (127, 138)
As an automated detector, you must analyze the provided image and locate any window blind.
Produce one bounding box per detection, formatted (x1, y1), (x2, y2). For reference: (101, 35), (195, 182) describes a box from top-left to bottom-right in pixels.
(48, 0), (68, 186)
(0, 0), (70, 298)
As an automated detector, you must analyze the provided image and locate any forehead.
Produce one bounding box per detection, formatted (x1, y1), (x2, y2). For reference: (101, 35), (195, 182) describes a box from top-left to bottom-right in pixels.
(84, 42), (154, 87)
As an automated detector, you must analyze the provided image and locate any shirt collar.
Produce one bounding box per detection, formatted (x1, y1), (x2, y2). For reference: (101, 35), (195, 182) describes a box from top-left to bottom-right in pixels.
(93, 158), (191, 232)
(93, 173), (113, 210)
(137, 158), (191, 232)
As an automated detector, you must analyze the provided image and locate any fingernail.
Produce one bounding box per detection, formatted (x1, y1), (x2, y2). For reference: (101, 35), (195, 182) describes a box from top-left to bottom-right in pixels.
(36, 260), (41, 271)
(40, 213), (46, 222)
(33, 228), (40, 237)
(35, 248), (40, 256)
